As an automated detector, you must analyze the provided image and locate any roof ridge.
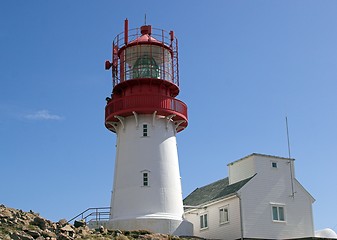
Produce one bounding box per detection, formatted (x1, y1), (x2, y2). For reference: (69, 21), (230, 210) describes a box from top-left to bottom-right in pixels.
(183, 176), (254, 206)
(228, 153), (295, 166)
(198, 177), (228, 189)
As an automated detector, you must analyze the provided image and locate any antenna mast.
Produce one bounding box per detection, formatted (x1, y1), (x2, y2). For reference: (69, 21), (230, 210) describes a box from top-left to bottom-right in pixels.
(286, 116), (295, 198)
(286, 116), (291, 158)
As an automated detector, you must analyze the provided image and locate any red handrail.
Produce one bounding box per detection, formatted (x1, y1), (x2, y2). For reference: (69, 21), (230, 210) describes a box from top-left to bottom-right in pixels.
(111, 27), (179, 87)
(105, 95), (187, 120)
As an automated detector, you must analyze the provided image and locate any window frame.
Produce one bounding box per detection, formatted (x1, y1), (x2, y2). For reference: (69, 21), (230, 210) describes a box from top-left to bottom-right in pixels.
(219, 206), (229, 225)
(142, 123), (148, 137)
(141, 170), (150, 187)
(271, 204), (286, 222)
(199, 213), (208, 230)
(271, 161), (278, 168)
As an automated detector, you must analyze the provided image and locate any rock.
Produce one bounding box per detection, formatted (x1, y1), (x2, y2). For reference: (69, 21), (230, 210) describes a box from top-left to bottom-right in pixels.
(33, 216), (47, 230)
(24, 229), (41, 238)
(42, 229), (57, 238)
(60, 225), (74, 233)
(112, 229), (123, 237)
(57, 233), (72, 240)
(18, 219), (27, 226)
(11, 218), (18, 224)
(51, 223), (57, 230)
(76, 227), (90, 237)
(10, 231), (35, 240)
(57, 219), (68, 227)
(60, 225), (75, 238)
(116, 234), (129, 240)
(73, 219), (85, 228)
(15, 211), (22, 219)
(0, 209), (13, 218)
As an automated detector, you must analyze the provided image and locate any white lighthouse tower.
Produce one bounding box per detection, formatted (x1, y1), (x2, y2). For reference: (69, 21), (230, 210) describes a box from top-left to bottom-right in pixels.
(104, 20), (192, 235)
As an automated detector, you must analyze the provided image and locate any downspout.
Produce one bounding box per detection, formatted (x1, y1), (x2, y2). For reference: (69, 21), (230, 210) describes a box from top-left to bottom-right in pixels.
(236, 193), (244, 240)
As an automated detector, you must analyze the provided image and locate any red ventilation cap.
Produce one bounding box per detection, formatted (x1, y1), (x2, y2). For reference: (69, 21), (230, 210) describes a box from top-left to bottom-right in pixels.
(140, 25), (152, 35)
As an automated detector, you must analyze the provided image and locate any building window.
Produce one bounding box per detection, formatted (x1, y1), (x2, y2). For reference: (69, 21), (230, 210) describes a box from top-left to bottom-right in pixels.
(272, 205), (285, 221)
(272, 162), (278, 168)
(143, 124), (148, 137)
(200, 213), (208, 229)
(219, 207), (229, 224)
(143, 172), (149, 186)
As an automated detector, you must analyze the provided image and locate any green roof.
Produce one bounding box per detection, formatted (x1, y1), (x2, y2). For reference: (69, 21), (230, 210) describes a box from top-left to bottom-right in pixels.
(183, 176), (255, 207)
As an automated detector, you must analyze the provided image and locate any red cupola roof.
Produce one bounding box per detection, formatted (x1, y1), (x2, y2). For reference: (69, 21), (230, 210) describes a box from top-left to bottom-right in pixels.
(129, 33), (161, 45)
(121, 25), (170, 55)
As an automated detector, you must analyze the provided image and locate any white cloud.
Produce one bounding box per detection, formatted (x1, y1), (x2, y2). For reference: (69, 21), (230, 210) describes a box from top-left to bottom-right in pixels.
(25, 110), (63, 120)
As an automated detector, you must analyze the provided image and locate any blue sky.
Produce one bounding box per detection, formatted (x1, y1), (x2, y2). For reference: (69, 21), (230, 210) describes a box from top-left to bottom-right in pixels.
(1, 0), (337, 231)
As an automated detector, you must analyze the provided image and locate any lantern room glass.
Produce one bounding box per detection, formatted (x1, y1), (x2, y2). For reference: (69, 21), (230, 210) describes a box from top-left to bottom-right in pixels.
(123, 45), (173, 82)
(133, 55), (159, 79)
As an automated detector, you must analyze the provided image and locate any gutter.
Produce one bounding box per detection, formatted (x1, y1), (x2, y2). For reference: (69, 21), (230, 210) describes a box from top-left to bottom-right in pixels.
(184, 194), (237, 214)
(236, 193), (244, 240)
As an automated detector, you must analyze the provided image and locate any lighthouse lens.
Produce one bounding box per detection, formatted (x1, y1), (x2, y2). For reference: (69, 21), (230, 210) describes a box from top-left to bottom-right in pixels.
(133, 55), (159, 79)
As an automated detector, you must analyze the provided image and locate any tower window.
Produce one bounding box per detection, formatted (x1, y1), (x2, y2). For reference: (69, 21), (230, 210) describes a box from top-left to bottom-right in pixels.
(272, 162), (278, 168)
(143, 172), (149, 186)
(143, 124), (148, 137)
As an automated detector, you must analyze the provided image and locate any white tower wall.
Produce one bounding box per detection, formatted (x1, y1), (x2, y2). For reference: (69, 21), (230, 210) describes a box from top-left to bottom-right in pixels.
(108, 114), (191, 234)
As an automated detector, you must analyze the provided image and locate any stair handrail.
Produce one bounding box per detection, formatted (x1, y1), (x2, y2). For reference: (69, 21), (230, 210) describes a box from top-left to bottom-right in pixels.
(67, 207), (111, 224)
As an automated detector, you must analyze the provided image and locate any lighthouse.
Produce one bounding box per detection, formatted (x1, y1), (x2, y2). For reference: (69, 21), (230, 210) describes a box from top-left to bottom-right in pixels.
(104, 20), (192, 235)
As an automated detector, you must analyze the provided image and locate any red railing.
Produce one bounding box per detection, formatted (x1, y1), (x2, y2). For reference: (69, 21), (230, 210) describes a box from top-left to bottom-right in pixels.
(111, 27), (179, 87)
(105, 95), (188, 122)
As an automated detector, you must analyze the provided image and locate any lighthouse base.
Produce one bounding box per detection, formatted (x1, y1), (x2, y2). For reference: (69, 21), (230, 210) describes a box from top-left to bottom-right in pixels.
(88, 218), (193, 236)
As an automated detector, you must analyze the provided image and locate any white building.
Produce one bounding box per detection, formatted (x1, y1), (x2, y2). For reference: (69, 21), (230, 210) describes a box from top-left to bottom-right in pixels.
(184, 153), (315, 240)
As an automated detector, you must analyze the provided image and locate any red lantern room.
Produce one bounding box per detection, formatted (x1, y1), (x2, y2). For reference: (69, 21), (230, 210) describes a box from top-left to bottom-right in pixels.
(105, 19), (188, 133)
